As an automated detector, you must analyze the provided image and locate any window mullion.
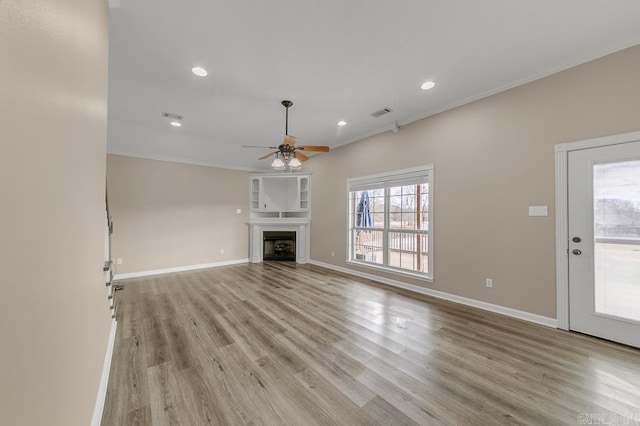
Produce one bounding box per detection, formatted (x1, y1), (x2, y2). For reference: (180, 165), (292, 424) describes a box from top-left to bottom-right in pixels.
(383, 187), (390, 266)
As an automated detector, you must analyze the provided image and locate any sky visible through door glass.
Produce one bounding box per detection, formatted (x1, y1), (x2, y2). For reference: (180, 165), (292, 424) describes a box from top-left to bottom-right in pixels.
(593, 160), (640, 236)
(593, 160), (640, 202)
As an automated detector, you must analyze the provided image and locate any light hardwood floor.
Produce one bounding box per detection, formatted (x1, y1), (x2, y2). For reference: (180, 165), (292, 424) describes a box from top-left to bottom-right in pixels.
(102, 262), (640, 425)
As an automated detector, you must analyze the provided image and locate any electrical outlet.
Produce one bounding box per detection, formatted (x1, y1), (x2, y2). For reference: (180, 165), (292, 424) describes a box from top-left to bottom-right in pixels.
(486, 278), (493, 288)
(331, 251), (335, 257)
(116, 258), (123, 265)
(236, 208), (242, 214)
(220, 248), (225, 254)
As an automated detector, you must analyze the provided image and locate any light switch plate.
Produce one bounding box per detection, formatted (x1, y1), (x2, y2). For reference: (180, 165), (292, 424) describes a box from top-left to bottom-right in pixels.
(528, 206), (548, 217)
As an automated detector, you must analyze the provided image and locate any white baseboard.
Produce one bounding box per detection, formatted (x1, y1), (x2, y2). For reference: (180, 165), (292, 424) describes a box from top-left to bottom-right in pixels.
(309, 260), (557, 328)
(113, 258), (249, 280)
(91, 318), (117, 426)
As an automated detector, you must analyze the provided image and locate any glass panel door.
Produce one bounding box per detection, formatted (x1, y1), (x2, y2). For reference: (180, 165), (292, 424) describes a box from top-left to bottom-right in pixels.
(593, 160), (640, 322)
(568, 140), (640, 348)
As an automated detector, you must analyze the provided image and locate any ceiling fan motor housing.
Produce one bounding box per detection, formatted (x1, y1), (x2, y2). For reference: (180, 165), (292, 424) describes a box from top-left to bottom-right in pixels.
(279, 143), (295, 159)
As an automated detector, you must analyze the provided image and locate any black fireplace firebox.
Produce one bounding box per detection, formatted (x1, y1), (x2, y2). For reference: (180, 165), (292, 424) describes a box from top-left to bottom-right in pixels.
(263, 231), (296, 261)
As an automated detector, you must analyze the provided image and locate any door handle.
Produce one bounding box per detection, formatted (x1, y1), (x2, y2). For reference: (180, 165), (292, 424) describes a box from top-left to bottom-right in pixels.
(572, 249), (582, 255)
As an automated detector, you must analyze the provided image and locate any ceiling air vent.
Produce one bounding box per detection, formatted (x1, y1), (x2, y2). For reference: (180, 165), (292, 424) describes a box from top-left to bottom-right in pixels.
(161, 112), (183, 120)
(370, 107), (393, 118)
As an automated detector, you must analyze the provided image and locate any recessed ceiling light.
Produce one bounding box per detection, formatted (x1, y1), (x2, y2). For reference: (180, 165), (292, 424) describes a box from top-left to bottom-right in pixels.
(191, 66), (208, 77)
(337, 120), (347, 126)
(170, 121), (182, 127)
(421, 81), (436, 90)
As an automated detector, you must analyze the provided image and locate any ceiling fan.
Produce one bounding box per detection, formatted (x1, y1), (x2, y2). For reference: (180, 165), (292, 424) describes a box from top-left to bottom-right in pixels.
(249, 100), (330, 170)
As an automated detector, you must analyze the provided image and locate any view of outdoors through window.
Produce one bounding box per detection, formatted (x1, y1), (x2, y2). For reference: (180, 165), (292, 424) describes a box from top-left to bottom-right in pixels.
(593, 159), (640, 322)
(352, 183), (429, 274)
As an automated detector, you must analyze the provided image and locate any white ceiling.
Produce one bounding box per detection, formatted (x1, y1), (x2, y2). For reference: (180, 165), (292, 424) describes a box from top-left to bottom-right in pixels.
(107, 0), (640, 171)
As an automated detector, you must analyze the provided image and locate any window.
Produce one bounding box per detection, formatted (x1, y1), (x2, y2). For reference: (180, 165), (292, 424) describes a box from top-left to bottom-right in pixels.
(347, 165), (433, 280)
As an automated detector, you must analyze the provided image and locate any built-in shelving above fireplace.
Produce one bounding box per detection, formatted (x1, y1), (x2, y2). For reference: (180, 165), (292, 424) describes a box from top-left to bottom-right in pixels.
(250, 173), (310, 220)
(248, 173), (311, 263)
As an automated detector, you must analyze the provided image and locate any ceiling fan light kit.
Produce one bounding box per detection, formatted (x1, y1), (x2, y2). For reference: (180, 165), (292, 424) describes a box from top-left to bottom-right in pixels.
(270, 157), (286, 170)
(252, 100), (330, 172)
(288, 157), (302, 169)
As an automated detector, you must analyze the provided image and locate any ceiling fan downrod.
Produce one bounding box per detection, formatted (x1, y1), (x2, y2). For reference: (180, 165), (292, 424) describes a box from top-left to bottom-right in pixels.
(282, 100), (293, 136)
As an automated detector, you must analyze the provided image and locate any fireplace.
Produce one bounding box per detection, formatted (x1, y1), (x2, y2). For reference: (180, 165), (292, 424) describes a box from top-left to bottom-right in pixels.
(249, 223), (308, 264)
(263, 231), (296, 261)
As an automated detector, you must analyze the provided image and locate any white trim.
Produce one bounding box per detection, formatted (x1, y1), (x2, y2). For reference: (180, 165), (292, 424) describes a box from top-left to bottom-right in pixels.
(91, 319), (117, 426)
(347, 164), (433, 186)
(107, 150), (262, 173)
(310, 260), (557, 328)
(555, 148), (569, 330)
(555, 130), (640, 153)
(346, 259), (433, 283)
(554, 130), (640, 331)
(113, 258), (249, 280)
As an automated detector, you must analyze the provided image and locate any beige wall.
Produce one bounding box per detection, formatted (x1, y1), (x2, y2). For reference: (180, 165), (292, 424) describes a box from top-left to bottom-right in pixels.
(107, 155), (249, 274)
(306, 44), (640, 319)
(0, 1), (111, 425)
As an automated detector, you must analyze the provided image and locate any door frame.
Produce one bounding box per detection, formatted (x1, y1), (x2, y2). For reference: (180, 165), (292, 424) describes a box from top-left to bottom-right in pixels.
(555, 130), (640, 330)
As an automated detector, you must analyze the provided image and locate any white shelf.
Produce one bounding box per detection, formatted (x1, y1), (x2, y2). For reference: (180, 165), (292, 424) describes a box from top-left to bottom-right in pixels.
(249, 173), (311, 219)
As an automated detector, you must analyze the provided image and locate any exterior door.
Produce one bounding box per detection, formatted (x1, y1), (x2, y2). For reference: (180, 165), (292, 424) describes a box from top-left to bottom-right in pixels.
(568, 141), (640, 348)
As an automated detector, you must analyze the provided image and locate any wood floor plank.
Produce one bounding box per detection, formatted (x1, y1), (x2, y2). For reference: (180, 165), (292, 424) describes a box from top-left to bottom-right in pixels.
(102, 262), (640, 425)
(294, 367), (379, 425)
(215, 313), (269, 362)
(235, 315), (308, 375)
(146, 362), (187, 426)
(257, 285), (409, 354)
(178, 283), (235, 349)
(363, 396), (419, 426)
(124, 405), (152, 426)
(253, 290), (343, 347)
(176, 362), (252, 425)
(253, 355), (341, 425)
(100, 335), (149, 426)
(275, 331), (376, 407)
(363, 355), (485, 424)
(217, 343), (287, 424)
(161, 316), (197, 371)
(423, 348), (581, 424)
(141, 315), (170, 368)
(356, 367), (454, 425)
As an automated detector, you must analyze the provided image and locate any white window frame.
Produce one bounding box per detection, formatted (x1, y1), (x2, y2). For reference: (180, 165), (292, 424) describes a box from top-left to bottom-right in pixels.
(346, 165), (434, 282)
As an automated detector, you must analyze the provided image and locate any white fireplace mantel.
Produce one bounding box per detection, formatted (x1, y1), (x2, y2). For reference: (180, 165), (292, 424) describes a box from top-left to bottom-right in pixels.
(249, 218), (310, 263)
(248, 173), (312, 263)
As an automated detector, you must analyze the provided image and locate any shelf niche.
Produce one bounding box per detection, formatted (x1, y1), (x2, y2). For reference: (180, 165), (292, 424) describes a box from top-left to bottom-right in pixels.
(249, 173), (311, 219)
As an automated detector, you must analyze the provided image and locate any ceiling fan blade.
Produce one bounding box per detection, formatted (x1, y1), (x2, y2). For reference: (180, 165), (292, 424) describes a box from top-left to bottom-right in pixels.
(258, 151), (277, 160)
(243, 145), (277, 149)
(294, 151), (309, 162)
(298, 145), (330, 152)
(284, 135), (297, 146)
